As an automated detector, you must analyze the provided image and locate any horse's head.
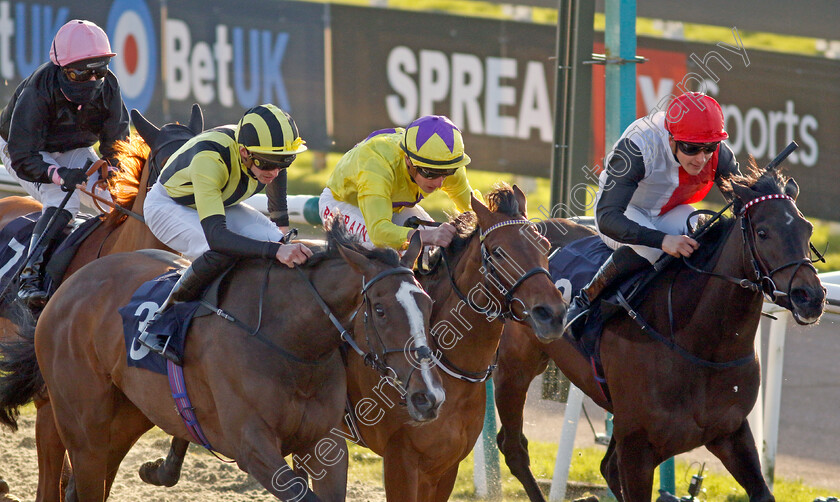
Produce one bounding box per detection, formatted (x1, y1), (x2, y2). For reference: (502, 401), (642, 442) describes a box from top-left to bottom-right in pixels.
(130, 104), (203, 184)
(467, 184), (567, 341)
(328, 220), (444, 422)
(728, 164), (825, 324)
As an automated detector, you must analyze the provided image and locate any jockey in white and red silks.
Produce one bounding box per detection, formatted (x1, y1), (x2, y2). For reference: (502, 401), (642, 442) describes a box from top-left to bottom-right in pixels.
(567, 92), (741, 330)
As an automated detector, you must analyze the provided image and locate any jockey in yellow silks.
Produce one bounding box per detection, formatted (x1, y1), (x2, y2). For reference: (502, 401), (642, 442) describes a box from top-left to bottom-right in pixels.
(319, 115), (480, 250)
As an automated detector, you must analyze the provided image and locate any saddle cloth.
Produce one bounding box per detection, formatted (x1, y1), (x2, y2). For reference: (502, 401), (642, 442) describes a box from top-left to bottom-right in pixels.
(0, 211), (100, 296)
(119, 271), (200, 375)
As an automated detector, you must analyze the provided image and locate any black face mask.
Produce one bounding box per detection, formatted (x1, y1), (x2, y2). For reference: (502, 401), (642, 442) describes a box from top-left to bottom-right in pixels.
(57, 69), (104, 105)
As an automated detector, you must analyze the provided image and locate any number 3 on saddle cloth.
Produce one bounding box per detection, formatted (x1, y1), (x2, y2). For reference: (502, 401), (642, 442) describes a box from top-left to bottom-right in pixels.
(0, 211), (102, 301)
(549, 235), (650, 372)
(119, 271), (203, 375)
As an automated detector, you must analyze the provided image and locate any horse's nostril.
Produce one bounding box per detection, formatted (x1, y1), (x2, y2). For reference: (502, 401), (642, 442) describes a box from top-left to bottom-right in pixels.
(791, 288), (810, 305)
(531, 305), (550, 322)
(411, 392), (433, 411)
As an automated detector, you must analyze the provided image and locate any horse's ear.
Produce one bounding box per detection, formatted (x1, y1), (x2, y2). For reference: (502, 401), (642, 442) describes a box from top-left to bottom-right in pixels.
(188, 103), (204, 135)
(336, 242), (375, 277)
(513, 184), (528, 218)
(400, 231), (423, 269)
(131, 109), (160, 145)
(730, 180), (758, 204)
(471, 193), (490, 220)
(785, 177), (799, 201)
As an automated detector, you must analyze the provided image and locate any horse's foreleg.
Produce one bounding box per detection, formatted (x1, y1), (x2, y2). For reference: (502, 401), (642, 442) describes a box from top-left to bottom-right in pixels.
(494, 333), (549, 502)
(599, 436), (622, 501)
(237, 428), (320, 501)
(306, 438), (348, 502)
(431, 464), (459, 502)
(382, 437), (420, 502)
(138, 437), (190, 487)
(614, 434), (657, 502)
(34, 399), (66, 502)
(706, 420), (774, 502)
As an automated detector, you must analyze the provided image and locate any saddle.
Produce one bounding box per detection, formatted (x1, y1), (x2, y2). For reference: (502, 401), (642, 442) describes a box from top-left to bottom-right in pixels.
(550, 236), (652, 400)
(0, 211), (102, 299)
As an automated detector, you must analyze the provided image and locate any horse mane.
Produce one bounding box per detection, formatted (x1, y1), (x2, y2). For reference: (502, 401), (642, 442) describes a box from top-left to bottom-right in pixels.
(686, 157), (789, 266)
(448, 182), (518, 255)
(305, 214), (401, 268)
(105, 133), (150, 223)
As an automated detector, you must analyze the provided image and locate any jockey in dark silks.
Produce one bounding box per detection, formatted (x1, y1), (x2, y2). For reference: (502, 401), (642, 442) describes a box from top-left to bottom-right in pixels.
(567, 92), (741, 329)
(0, 19), (129, 309)
(138, 104), (312, 364)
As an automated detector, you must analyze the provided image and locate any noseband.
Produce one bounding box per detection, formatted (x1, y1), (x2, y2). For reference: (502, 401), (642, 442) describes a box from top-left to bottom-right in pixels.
(684, 193), (819, 313)
(737, 194), (818, 306)
(442, 219), (551, 322)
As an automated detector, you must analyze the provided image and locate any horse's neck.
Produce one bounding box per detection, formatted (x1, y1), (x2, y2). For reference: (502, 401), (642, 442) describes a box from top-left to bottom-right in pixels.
(108, 165), (168, 254)
(671, 225), (763, 353)
(426, 237), (504, 373)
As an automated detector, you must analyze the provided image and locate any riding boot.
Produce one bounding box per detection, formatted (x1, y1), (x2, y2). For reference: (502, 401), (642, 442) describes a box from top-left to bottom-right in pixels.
(138, 250), (235, 365)
(17, 206), (73, 309)
(566, 246), (651, 335)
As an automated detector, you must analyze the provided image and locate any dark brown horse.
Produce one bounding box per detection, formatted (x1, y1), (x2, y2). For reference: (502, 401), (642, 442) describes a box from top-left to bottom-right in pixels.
(334, 184), (566, 501)
(5, 220), (442, 501)
(495, 164), (826, 501)
(0, 106), (202, 502)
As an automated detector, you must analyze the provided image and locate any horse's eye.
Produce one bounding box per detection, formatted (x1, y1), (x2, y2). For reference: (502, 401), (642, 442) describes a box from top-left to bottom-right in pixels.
(492, 247), (504, 258)
(374, 304), (385, 317)
(757, 229), (768, 239)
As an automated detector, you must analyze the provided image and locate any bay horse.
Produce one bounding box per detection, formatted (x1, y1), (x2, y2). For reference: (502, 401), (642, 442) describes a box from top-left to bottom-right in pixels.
(0, 106), (202, 502)
(7, 220), (443, 501)
(494, 163), (826, 501)
(338, 184), (567, 501)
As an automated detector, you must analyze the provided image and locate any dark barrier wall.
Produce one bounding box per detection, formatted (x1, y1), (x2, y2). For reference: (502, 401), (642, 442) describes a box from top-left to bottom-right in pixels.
(1, 2), (839, 218)
(0, 0), (328, 148)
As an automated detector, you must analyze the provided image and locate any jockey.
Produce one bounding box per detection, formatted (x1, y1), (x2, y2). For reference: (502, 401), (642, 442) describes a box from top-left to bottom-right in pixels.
(567, 92), (741, 329)
(0, 19), (129, 309)
(139, 103), (312, 364)
(319, 115), (480, 250)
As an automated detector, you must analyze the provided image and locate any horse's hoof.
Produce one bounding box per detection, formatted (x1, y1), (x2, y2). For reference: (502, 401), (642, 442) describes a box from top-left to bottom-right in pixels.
(138, 458), (165, 486)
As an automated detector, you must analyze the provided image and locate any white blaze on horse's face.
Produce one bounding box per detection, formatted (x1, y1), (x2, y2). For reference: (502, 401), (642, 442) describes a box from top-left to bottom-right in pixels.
(395, 281), (445, 402)
(395, 281), (430, 347)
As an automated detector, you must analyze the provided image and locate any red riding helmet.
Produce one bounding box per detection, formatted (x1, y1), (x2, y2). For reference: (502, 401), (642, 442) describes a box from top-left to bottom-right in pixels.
(665, 92), (728, 143)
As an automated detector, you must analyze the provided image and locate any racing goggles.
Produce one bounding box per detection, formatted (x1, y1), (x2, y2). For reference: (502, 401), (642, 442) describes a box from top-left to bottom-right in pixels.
(248, 152), (296, 171)
(676, 141), (719, 156)
(62, 64), (109, 82)
(414, 164), (459, 180)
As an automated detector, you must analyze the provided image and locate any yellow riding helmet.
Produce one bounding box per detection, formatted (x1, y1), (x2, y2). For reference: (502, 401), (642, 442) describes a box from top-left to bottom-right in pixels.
(236, 104), (307, 161)
(400, 115), (470, 170)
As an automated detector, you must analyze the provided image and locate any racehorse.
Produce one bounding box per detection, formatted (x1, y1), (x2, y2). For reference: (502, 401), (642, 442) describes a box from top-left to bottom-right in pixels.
(5, 219), (442, 501)
(494, 163), (826, 501)
(338, 184), (567, 501)
(0, 106), (202, 502)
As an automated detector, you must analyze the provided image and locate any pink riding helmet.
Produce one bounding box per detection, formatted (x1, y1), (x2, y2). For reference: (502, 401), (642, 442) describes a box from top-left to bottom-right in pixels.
(49, 20), (116, 67)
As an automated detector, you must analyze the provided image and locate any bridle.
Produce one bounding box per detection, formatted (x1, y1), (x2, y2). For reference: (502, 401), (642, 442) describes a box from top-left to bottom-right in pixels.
(442, 218), (552, 323)
(297, 265), (434, 386)
(430, 217), (552, 384)
(683, 193), (820, 311)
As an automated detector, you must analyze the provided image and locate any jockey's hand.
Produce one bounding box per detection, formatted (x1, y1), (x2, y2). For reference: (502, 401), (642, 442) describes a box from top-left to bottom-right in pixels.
(662, 234), (699, 258)
(416, 222), (457, 247)
(276, 242), (312, 267)
(50, 166), (88, 192)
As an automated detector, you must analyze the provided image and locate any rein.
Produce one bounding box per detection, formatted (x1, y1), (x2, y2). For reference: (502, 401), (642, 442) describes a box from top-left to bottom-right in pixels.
(431, 217), (551, 383)
(623, 193), (816, 370)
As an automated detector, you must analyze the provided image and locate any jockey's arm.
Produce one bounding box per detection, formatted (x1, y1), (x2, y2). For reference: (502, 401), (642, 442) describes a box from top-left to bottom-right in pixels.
(596, 138), (667, 249)
(358, 192), (412, 249)
(265, 169), (290, 228)
(6, 86), (53, 184)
